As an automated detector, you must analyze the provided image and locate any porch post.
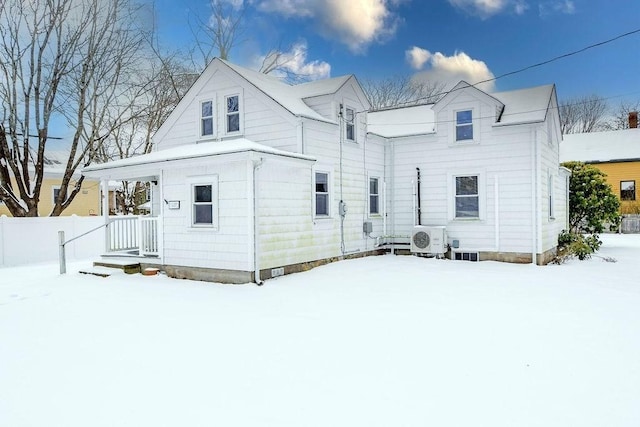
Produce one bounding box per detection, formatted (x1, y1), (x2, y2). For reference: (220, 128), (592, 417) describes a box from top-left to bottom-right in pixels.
(102, 179), (110, 252)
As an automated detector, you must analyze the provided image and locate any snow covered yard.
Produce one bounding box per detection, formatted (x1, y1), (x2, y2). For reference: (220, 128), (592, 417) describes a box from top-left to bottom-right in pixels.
(1, 235), (639, 427)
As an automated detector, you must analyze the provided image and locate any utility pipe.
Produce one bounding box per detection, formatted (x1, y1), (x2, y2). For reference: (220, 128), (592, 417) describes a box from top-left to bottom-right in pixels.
(416, 167), (422, 225)
(252, 157), (265, 285)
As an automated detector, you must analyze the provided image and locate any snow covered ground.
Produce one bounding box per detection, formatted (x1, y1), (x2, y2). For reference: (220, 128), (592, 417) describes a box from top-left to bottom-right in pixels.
(1, 234), (639, 426)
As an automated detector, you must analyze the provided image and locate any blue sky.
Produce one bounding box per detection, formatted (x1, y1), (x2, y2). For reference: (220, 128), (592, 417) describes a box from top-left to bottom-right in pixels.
(150, 0), (640, 103)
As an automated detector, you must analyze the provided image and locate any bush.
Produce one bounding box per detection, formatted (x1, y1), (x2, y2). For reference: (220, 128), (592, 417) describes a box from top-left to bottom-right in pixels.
(553, 230), (602, 263)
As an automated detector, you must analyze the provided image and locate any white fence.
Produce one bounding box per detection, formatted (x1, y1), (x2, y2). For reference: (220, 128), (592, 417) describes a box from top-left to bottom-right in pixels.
(0, 215), (105, 267)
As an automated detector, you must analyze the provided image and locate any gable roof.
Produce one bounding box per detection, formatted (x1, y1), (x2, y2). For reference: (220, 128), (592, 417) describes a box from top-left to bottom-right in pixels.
(433, 80), (504, 114)
(221, 59), (350, 123)
(492, 84), (555, 126)
(560, 128), (640, 163)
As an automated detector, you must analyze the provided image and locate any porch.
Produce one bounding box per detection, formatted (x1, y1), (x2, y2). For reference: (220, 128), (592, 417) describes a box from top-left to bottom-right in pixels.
(104, 215), (162, 259)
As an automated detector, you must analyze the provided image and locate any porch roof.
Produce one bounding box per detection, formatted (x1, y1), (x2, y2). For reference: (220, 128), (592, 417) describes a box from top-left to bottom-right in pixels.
(82, 139), (316, 178)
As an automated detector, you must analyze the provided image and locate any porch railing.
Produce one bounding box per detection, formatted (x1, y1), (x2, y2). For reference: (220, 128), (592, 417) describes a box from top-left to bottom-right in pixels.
(107, 216), (160, 256)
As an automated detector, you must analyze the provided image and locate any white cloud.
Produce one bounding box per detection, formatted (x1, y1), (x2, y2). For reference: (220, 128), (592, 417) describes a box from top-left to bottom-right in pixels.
(447, 0), (528, 18)
(258, 0), (402, 52)
(405, 46), (432, 70)
(255, 41), (331, 82)
(411, 50), (496, 92)
(539, 0), (576, 16)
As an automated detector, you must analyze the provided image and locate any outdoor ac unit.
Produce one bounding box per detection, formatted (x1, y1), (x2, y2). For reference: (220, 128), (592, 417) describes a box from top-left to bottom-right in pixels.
(411, 226), (447, 255)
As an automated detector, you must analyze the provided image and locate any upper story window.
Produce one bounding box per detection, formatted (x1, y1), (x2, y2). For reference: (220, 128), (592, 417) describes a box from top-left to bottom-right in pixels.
(455, 110), (473, 141)
(369, 177), (379, 215)
(201, 100), (214, 137)
(455, 175), (479, 218)
(621, 180), (636, 201)
(315, 172), (329, 216)
(345, 107), (355, 142)
(226, 95), (240, 133)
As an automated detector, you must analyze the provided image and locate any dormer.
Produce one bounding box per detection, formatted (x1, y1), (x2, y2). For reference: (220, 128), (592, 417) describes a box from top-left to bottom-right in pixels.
(432, 81), (504, 146)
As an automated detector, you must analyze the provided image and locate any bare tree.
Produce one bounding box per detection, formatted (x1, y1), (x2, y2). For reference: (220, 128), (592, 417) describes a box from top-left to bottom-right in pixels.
(98, 51), (197, 214)
(189, 0), (245, 67)
(603, 100), (640, 130)
(362, 75), (445, 110)
(0, 0), (148, 216)
(560, 95), (609, 134)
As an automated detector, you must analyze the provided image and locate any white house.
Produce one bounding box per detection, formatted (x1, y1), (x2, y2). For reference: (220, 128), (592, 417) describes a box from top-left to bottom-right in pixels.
(82, 58), (569, 284)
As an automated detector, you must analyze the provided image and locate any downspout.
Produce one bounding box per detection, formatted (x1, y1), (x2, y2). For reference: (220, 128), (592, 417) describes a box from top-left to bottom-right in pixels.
(252, 157), (265, 285)
(416, 167), (422, 225)
(339, 104), (346, 256)
(494, 175), (500, 252)
(390, 138), (396, 255)
(531, 129), (539, 265)
(102, 179), (110, 252)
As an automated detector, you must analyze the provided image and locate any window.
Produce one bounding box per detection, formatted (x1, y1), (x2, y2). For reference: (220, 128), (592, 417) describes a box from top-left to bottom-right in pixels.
(201, 100), (214, 137)
(315, 172), (329, 216)
(455, 110), (473, 141)
(192, 184), (214, 226)
(369, 177), (379, 215)
(621, 180), (636, 201)
(345, 107), (355, 142)
(52, 186), (62, 205)
(548, 171), (555, 219)
(226, 95), (240, 133)
(455, 175), (479, 218)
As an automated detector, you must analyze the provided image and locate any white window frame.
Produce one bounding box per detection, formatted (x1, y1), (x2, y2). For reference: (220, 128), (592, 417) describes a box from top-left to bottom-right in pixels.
(344, 106), (356, 142)
(224, 93), (242, 135)
(314, 171), (330, 217)
(369, 176), (380, 216)
(454, 109), (474, 143)
(52, 185), (61, 205)
(199, 99), (215, 138)
(449, 172), (485, 221)
(621, 180), (636, 201)
(189, 176), (219, 229)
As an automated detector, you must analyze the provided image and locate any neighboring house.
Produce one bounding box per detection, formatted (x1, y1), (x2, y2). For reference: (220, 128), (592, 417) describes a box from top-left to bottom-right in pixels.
(82, 58), (569, 284)
(0, 153), (101, 217)
(561, 124), (640, 214)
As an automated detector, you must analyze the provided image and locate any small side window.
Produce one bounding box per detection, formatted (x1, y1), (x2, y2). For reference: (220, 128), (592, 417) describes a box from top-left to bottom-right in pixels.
(455, 175), (479, 218)
(201, 100), (214, 137)
(226, 95), (240, 133)
(345, 107), (355, 142)
(315, 172), (329, 216)
(369, 177), (379, 215)
(193, 184), (214, 226)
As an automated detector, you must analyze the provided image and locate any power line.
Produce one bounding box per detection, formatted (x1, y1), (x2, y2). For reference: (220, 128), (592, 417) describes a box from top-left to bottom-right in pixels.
(402, 27), (640, 107)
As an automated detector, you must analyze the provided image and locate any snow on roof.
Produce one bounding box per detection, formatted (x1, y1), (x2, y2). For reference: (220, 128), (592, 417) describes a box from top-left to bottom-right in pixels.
(560, 128), (640, 163)
(492, 85), (554, 126)
(368, 104), (436, 138)
(82, 138), (315, 175)
(295, 75), (352, 98)
(220, 59), (340, 123)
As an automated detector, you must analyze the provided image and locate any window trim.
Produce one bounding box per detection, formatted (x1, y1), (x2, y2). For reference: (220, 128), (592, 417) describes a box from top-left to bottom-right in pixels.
(314, 171), (330, 217)
(449, 172), (485, 221)
(369, 176), (380, 216)
(189, 176), (219, 229)
(455, 109), (474, 142)
(199, 99), (215, 139)
(621, 180), (636, 201)
(52, 185), (61, 206)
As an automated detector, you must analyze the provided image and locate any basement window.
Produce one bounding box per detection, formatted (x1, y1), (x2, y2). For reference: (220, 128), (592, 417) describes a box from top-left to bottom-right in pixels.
(454, 252), (479, 262)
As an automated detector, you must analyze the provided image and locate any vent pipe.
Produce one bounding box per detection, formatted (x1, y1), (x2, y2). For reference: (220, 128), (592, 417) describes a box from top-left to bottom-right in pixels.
(416, 167), (422, 225)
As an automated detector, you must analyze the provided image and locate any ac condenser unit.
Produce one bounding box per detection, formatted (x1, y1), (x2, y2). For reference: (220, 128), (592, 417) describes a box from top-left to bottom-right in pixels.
(411, 226), (447, 255)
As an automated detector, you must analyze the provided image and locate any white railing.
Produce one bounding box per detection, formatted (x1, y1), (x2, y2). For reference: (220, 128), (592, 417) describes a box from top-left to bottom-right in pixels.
(107, 216), (160, 256)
